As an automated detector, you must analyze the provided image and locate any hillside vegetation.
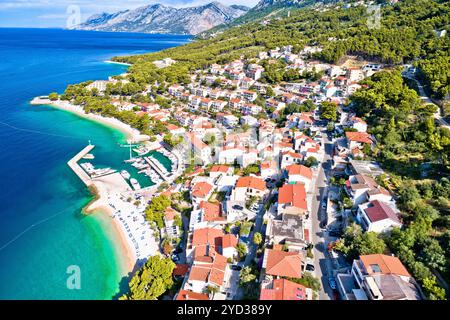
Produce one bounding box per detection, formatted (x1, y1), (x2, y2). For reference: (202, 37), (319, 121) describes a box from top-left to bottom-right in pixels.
(112, 0), (449, 98)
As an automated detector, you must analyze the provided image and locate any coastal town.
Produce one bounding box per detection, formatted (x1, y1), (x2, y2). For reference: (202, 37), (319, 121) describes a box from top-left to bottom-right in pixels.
(31, 29), (450, 301)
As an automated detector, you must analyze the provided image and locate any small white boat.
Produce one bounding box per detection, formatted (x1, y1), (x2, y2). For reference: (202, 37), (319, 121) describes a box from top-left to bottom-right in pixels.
(82, 153), (95, 160)
(133, 145), (151, 156)
(120, 170), (131, 180)
(130, 178), (141, 190)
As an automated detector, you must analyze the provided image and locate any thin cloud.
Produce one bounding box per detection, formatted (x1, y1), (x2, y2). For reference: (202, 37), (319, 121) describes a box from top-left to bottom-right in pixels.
(0, 0), (259, 12)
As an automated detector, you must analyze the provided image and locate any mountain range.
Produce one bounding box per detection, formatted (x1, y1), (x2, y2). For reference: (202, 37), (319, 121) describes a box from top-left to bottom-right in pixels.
(71, 2), (250, 35)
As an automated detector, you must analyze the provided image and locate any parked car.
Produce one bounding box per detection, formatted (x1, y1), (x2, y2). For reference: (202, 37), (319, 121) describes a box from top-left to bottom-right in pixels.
(321, 202), (327, 209)
(328, 277), (337, 290)
(305, 264), (315, 272)
(173, 248), (183, 254)
(233, 205), (244, 211)
(171, 254), (179, 262)
(231, 265), (242, 271)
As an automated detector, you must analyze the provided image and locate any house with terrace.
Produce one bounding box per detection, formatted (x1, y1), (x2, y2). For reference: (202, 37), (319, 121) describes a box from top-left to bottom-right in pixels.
(356, 200), (402, 233)
(336, 254), (421, 300)
(190, 181), (214, 205)
(285, 164), (313, 191)
(345, 131), (373, 151)
(266, 213), (308, 251)
(345, 174), (392, 206)
(277, 183), (308, 217)
(164, 207), (182, 242)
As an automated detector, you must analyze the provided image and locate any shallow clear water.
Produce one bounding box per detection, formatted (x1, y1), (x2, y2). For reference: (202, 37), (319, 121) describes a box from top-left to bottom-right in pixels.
(0, 28), (189, 299)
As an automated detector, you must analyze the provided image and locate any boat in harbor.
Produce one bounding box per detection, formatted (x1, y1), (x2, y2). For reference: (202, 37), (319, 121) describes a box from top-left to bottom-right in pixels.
(80, 162), (95, 174)
(91, 167), (116, 178)
(133, 145), (151, 156)
(130, 178), (141, 190)
(131, 159), (148, 170)
(124, 158), (138, 163)
(82, 153), (95, 160)
(120, 170), (131, 180)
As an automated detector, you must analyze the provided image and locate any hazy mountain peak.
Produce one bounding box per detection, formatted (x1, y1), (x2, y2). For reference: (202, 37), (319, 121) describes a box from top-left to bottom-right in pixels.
(72, 2), (250, 35)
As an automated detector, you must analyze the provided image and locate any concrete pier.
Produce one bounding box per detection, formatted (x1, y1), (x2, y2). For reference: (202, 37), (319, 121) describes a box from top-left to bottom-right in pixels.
(144, 156), (170, 182)
(67, 145), (95, 187)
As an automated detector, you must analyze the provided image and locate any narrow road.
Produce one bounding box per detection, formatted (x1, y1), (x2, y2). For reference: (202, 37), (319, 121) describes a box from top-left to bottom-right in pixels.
(234, 200), (267, 299)
(310, 128), (336, 300)
(403, 71), (450, 130)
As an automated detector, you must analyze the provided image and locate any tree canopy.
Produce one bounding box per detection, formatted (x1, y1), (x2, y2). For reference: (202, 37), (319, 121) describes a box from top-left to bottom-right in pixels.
(121, 255), (176, 300)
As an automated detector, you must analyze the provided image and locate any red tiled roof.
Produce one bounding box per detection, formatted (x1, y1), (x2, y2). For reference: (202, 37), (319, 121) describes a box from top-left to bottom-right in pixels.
(299, 114), (314, 124)
(286, 164), (313, 180)
(173, 264), (190, 277)
(360, 254), (410, 277)
(191, 182), (213, 199)
(235, 176), (266, 191)
(278, 183), (307, 210)
(283, 151), (303, 159)
(200, 201), (225, 222)
(192, 228), (224, 247)
(189, 265), (210, 282)
(166, 124), (180, 131)
(186, 167), (204, 177)
(265, 249), (302, 278)
(210, 165), (231, 173)
(221, 234), (238, 248)
(164, 207), (180, 221)
(189, 252), (227, 286)
(176, 290), (209, 300)
(260, 279), (308, 300)
(364, 200), (401, 224)
(187, 132), (209, 150)
(346, 131), (372, 144)
(194, 245), (219, 261)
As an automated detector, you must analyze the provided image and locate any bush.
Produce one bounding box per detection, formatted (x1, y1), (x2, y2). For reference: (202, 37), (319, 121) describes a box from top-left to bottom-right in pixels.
(49, 92), (59, 101)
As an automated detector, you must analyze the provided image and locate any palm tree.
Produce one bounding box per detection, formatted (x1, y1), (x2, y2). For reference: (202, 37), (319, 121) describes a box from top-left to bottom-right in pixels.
(205, 285), (220, 299)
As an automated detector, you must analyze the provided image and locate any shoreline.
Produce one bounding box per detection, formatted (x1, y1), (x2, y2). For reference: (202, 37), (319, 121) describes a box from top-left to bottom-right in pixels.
(81, 174), (137, 275)
(104, 60), (132, 66)
(36, 94), (152, 281)
(30, 97), (149, 143)
(90, 204), (137, 275)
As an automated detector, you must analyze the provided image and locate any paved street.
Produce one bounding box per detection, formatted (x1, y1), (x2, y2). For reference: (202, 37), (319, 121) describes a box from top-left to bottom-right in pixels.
(310, 127), (337, 300)
(234, 199), (267, 299)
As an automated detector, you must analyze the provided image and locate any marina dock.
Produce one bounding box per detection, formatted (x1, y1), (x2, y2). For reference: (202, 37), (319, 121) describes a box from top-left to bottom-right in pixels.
(67, 144), (96, 187)
(144, 156), (170, 182)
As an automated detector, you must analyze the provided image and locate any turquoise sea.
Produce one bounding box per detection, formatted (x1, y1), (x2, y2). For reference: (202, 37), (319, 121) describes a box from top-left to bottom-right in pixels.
(0, 28), (190, 299)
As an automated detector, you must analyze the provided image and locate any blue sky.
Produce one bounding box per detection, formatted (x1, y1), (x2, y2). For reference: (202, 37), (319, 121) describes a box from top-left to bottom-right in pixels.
(0, 0), (260, 28)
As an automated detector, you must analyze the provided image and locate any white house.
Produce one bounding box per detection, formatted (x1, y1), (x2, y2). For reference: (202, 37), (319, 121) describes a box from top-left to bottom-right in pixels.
(285, 164), (313, 191)
(348, 117), (368, 132)
(356, 200), (402, 233)
(261, 160), (279, 180)
(336, 254), (421, 300)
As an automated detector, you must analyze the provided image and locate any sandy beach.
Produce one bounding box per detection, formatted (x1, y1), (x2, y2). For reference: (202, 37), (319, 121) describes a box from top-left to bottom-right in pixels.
(80, 173), (138, 273)
(30, 97), (149, 143)
(104, 60), (132, 66)
(92, 205), (137, 274)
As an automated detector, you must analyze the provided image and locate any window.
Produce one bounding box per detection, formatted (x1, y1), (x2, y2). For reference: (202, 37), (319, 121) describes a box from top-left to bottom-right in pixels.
(370, 264), (381, 273)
